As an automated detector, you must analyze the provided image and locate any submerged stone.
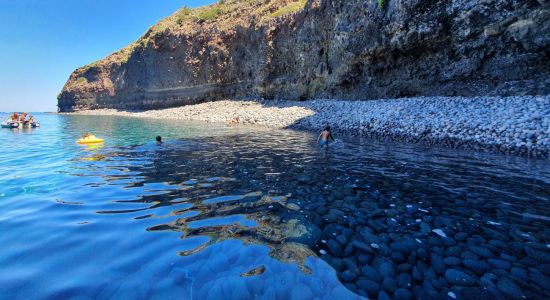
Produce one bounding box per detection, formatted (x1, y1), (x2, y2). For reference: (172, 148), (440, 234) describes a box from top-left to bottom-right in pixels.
(445, 269), (476, 286)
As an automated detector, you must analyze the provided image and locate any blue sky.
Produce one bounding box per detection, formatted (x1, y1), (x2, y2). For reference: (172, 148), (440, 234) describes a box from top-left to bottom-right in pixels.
(0, 0), (215, 112)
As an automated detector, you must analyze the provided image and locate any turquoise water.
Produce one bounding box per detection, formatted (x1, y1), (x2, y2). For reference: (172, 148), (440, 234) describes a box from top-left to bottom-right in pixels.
(1, 113), (549, 299)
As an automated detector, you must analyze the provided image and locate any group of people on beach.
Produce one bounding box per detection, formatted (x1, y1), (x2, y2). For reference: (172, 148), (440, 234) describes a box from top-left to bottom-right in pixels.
(9, 112), (35, 124)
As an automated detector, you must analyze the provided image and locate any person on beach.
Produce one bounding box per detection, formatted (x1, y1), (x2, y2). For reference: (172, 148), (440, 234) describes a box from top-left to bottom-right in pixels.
(156, 136), (163, 144)
(317, 126), (335, 148)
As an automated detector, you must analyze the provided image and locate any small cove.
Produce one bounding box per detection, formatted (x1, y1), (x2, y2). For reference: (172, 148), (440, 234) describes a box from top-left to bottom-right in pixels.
(1, 113), (549, 299)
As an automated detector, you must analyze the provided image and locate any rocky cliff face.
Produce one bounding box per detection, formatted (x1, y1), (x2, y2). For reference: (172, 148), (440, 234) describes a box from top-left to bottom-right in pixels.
(58, 0), (550, 112)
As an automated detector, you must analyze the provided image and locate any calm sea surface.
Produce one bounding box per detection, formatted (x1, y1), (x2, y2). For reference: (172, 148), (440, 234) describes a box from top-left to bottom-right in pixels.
(1, 113), (549, 299)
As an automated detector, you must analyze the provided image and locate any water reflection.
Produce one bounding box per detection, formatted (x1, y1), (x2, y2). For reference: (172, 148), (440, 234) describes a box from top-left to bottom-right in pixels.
(80, 128), (550, 299)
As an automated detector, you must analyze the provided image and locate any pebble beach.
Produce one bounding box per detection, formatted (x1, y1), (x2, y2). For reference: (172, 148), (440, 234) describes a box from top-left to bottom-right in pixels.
(71, 96), (550, 158)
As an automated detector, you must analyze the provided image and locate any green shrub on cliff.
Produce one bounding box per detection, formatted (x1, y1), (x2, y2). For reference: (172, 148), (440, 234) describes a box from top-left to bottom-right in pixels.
(377, 0), (387, 9)
(197, 6), (221, 21)
(175, 6), (193, 25)
(271, 0), (307, 18)
(65, 77), (88, 91)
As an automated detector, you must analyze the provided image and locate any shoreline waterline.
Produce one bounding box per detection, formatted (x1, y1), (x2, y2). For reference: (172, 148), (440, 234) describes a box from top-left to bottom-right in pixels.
(62, 96), (550, 158)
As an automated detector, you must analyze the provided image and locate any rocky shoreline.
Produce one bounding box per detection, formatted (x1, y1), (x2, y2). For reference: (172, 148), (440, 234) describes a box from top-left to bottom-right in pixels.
(68, 96), (550, 158)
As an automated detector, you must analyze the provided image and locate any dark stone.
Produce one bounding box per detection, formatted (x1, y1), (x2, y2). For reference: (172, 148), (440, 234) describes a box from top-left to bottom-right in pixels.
(352, 241), (375, 254)
(445, 269), (476, 286)
(420, 222), (431, 234)
(361, 265), (383, 282)
(444, 257), (461, 266)
(391, 239), (418, 256)
(379, 262), (396, 277)
(341, 270), (358, 282)
(462, 259), (490, 274)
(480, 287), (505, 300)
(538, 264), (550, 276)
(499, 253), (516, 263)
(431, 254), (446, 275)
(397, 273), (412, 288)
(528, 268), (550, 290)
(492, 268), (509, 278)
(391, 252), (406, 264)
(327, 239), (343, 257)
(480, 273), (497, 288)
(382, 277), (398, 294)
(460, 287), (483, 299)
(445, 246), (462, 257)
(331, 258), (345, 271)
(412, 266), (423, 282)
(524, 246), (550, 264)
(343, 258), (357, 273)
(469, 246), (493, 258)
(356, 279), (380, 297)
(461, 251), (479, 260)
(497, 277), (524, 299)
(417, 248), (428, 259)
(487, 258), (511, 270)
(396, 263), (412, 273)
(423, 268), (437, 281)
(510, 267), (528, 281)
(378, 291), (391, 300)
(336, 234), (348, 246)
(454, 232), (468, 242)
(357, 254), (371, 264)
(421, 280), (439, 299)
(394, 288), (413, 300)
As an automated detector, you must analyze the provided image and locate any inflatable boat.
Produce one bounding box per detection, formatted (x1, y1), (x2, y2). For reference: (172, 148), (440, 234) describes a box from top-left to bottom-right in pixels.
(77, 135), (104, 144)
(1, 120), (40, 129)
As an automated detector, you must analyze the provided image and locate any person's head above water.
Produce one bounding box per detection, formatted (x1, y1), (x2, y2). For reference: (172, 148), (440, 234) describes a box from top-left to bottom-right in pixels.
(156, 136), (162, 143)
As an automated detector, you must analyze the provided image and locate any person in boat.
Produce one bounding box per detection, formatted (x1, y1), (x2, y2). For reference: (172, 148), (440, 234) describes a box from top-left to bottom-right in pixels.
(82, 133), (91, 139)
(28, 115), (34, 124)
(20, 113), (28, 123)
(10, 112), (19, 122)
(317, 126), (335, 148)
(23, 113), (30, 125)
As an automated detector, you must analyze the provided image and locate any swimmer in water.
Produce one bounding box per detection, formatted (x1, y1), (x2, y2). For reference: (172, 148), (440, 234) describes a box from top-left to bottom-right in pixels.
(317, 126), (334, 148)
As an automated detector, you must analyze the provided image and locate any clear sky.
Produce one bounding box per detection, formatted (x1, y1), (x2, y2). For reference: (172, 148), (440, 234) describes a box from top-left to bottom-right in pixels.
(0, 0), (215, 112)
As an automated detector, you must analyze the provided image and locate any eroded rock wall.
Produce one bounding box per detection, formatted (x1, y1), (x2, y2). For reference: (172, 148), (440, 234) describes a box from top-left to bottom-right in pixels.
(58, 0), (550, 112)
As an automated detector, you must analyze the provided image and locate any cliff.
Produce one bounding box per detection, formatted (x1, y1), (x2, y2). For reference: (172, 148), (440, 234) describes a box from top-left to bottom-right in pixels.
(58, 0), (550, 112)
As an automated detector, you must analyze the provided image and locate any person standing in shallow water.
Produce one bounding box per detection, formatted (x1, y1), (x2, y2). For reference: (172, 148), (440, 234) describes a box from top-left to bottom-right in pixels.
(317, 126), (335, 148)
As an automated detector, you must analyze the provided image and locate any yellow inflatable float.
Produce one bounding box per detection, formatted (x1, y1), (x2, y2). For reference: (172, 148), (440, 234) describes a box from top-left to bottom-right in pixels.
(77, 134), (104, 144)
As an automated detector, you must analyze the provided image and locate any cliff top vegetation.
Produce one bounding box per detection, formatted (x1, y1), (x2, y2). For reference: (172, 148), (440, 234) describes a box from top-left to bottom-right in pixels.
(76, 0), (309, 72)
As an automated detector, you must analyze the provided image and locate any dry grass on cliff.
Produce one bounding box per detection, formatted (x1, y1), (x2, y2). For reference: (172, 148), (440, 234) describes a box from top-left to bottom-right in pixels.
(74, 0), (309, 75)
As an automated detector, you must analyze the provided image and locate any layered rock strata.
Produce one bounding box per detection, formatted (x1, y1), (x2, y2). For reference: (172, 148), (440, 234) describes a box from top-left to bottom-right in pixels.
(58, 0), (550, 112)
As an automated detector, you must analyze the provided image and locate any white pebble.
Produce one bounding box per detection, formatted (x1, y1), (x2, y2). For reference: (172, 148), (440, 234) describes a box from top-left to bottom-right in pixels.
(448, 292), (457, 299)
(319, 249), (327, 255)
(432, 229), (447, 238)
(370, 243), (380, 249)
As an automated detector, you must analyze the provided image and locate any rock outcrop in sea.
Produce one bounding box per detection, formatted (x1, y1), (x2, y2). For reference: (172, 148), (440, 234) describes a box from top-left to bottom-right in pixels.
(58, 0), (550, 112)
